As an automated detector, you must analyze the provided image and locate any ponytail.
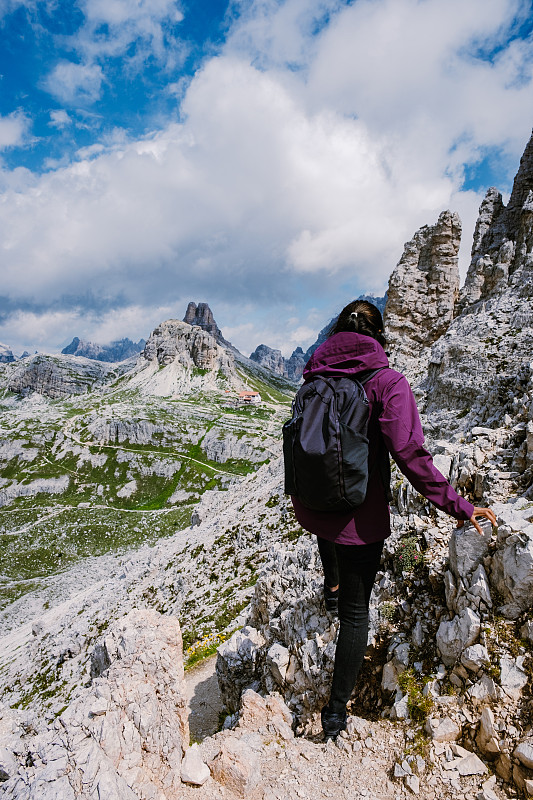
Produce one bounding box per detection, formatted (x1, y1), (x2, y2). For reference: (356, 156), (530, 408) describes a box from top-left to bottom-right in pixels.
(329, 300), (386, 349)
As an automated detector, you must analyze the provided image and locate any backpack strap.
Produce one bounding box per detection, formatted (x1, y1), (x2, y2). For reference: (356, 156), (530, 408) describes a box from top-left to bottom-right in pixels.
(356, 366), (388, 386)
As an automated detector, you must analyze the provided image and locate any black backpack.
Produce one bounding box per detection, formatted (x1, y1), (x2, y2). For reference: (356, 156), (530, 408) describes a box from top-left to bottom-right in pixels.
(282, 369), (390, 512)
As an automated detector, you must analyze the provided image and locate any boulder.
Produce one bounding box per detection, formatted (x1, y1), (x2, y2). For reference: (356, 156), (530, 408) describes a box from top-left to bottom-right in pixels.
(491, 529), (533, 618)
(449, 523), (492, 582)
(476, 708), (501, 757)
(210, 736), (262, 798)
(181, 744), (210, 786)
(216, 627), (266, 714)
(436, 608), (481, 665)
(500, 656), (528, 701)
(425, 716), (461, 743)
(467, 675), (498, 704)
(460, 644), (490, 672)
(237, 689), (293, 741)
(515, 740), (533, 770)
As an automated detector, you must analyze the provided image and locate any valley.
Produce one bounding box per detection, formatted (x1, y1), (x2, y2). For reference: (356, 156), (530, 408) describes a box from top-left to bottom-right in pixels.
(0, 327), (294, 612)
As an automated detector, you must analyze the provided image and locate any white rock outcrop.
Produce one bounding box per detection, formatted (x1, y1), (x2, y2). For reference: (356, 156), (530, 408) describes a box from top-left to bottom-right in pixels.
(1, 609), (189, 800)
(384, 209), (461, 373)
(436, 608), (481, 666)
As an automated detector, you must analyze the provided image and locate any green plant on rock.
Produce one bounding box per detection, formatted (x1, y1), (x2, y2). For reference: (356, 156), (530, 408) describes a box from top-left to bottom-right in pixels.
(404, 727), (431, 759)
(184, 631), (226, 670)
(394, 536), (424, 574)
(397, 668), (433, 722)
(380, 601), (398, 623)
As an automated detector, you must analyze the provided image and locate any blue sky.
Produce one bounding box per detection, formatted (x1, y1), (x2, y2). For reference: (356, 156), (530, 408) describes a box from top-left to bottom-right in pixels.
(0, 0), (533, 357)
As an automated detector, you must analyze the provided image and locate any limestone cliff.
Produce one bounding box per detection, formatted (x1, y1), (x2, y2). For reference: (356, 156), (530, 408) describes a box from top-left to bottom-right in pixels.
(130, 319), (241, 396)
(384, 210), (461, 372)
(183, 301), (230, 346)
(419, 134), (533, 456)
(249, 344), (307, 383)
(2, 353), (116, 399)
(459, 130), (533, 310)
(249, 344), (287, 377)
(285, 347), (307, 382)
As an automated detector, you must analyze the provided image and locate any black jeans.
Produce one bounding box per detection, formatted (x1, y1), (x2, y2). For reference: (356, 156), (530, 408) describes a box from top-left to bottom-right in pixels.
(316, 536), (384, 714)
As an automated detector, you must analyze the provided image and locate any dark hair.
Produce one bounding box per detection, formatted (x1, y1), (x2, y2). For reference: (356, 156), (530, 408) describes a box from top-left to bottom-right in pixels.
(328, 300), (386, 349)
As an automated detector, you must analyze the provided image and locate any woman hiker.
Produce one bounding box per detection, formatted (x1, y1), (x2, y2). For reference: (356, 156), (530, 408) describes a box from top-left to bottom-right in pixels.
(290, 299), (497, 741)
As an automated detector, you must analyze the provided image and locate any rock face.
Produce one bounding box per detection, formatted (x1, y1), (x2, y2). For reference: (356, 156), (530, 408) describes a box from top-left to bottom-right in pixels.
(1, 609), (189, 800)
(0, 475), (70, 508)
(384, 210), (461, 371)
(143, 319), (231, 373)
(62, 337), (145, 362)
(3, 354), (115, 399)
(285, 347), (306, 382)
(249, 344), (286, 377)
(135, 318), (241, 396)
(420, 136), (533, 434)
(249, 344), (307, 383)
(459, 131), (533, 310)
(183, 301), (228, 345)
(0, 343), (15, 363)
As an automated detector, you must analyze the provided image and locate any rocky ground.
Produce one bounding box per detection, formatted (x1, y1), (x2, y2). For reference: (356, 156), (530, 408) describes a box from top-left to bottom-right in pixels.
(0, 604), (514, 800)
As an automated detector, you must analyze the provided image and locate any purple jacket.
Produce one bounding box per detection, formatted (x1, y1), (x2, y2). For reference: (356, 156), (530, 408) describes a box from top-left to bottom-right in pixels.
(291, 332), (474, 545)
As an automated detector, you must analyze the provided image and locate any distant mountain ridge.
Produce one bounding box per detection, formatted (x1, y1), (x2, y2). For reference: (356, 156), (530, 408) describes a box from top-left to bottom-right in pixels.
(1, 302), (295, 400)
(0, 343), (16, 363)
(250, 293), (387, 382)
(61, 336), (146, 362)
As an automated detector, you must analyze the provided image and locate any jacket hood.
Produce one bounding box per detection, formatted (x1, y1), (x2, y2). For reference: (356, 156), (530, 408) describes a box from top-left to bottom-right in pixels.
(303, 332), (389, 380)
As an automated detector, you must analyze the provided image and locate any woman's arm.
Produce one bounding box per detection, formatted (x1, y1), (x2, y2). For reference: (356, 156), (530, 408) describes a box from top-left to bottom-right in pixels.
(378, 373), (493, 529)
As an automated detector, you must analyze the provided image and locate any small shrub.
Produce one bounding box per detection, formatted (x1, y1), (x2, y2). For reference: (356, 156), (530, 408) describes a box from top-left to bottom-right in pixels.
(380, 601), (398, 623)
(397, 668), (433, 722)
(394, 536), (424, 574)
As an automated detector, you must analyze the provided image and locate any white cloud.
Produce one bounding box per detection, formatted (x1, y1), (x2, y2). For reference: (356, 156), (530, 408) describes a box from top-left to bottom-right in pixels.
(0, 0), (36, 17)
(2, 0), (533, 354)
(44, 61), (104, 105)
(0, 112), (30, 149)
(0, 303), (176, 356)
(68, 0), (186, 68)
(41, 0), (187, 110)
(49, 109), (72, 128)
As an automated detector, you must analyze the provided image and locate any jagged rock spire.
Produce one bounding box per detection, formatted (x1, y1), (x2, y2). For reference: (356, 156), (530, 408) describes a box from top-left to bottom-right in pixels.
(183, 302), (226, 345)
(505, 128), (533, 238)
(459, 129), (533, 310)
(383, 210), (461, 371)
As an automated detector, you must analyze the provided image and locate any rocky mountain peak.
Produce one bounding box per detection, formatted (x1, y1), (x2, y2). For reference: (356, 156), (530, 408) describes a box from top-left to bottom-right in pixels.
(0, 342), (16, 363)
(137, 318), (240, 395)
(61, 336), (146, 362)
(384, 209), (461, 371)
(505, 128), (533, 238)
(183, 302), (227, 345)
(249, 344), (285, 377)
(459, 129), (533, 310)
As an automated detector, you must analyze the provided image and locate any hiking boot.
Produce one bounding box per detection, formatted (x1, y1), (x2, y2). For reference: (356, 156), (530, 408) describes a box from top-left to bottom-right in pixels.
(323, 583), (339, 615)
(321, 705), (347, 740)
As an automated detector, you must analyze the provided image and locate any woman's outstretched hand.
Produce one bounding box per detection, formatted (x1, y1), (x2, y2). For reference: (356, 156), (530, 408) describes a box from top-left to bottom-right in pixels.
(457, 506), (497, 535)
